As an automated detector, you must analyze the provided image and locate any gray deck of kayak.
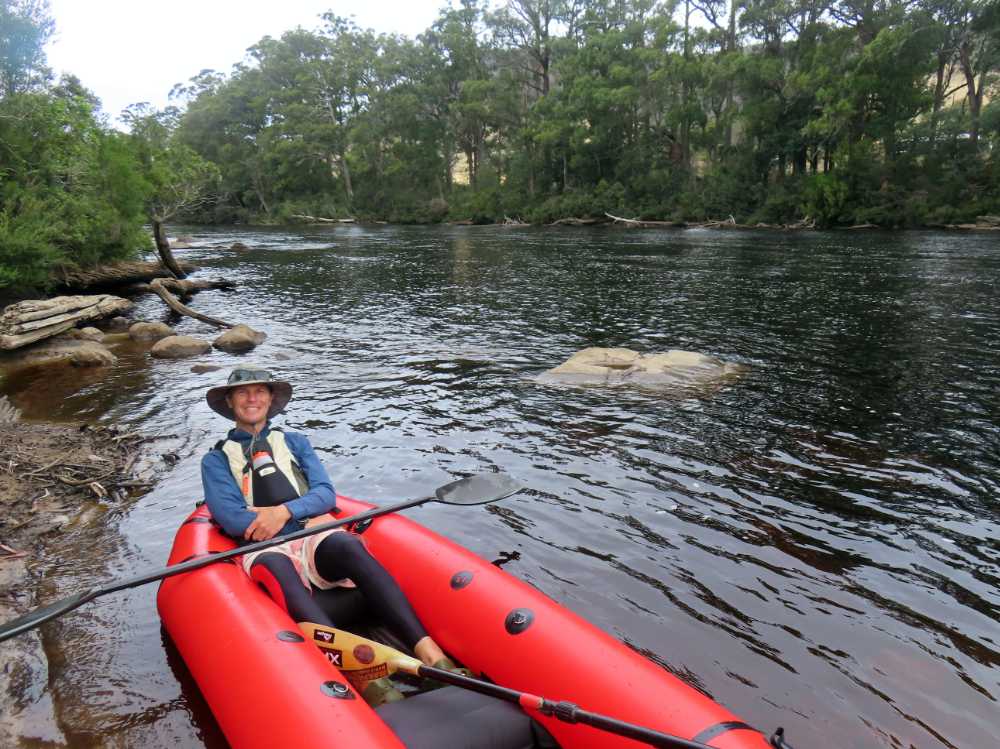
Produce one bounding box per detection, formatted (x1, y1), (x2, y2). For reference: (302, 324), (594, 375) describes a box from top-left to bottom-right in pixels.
(316, 588), (559, 749)
(377, 686), (558, 749)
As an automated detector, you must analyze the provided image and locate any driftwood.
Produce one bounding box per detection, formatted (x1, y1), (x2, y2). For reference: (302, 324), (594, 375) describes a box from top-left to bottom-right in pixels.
(550, 217), (605, 226)
(0, 396), (19, 424)
(687, 216), (739, 229)
(130, 278), (236, 297)
(55, 260), (199, 290)
(0, 295), (133, 350)
(152, 220), (186, 279)
(502, 215), (529, 226)
(291, 214), (356, 224)
(149, 279), (233, 329)
(605, 213), (685, 228)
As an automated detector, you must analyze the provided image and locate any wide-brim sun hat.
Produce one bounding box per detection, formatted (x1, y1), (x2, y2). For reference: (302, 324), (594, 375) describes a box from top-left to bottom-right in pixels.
(206, 367), (293, 421)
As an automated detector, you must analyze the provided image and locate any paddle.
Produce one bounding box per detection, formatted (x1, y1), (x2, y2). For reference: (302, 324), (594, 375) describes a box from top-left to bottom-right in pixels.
(300, 622), (725, 749)
(0, 472), (523, 644)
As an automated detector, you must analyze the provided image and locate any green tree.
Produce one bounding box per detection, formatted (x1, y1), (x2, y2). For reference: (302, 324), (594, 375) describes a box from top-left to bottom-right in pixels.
(0, 0), (52, 97)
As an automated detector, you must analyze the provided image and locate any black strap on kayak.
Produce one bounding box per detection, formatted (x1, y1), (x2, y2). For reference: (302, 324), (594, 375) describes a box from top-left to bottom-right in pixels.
(691, 721), (755, 743)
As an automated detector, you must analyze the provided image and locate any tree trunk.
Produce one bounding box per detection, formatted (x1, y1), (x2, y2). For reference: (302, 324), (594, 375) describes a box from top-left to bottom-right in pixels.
(149, 279), (232, 329)
(340, 151), (355, 205)
(152, 220), (185, 279)
(959, 41), (982, 151)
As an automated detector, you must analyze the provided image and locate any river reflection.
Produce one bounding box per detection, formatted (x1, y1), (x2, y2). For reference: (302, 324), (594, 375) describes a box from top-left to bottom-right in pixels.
(2, 226), (997, 748)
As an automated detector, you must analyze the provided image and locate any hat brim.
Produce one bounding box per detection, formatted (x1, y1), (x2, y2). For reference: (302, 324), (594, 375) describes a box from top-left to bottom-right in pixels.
(206, 380), (292, 421)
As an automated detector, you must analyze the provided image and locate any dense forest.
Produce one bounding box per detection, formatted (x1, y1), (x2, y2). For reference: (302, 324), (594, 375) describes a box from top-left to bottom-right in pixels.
(1, 0), (998, 291)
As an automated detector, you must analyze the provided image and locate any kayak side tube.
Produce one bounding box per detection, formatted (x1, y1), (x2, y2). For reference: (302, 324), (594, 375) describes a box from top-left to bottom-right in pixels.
(156, 505), (405, 749)
(346, 496), (773, 749)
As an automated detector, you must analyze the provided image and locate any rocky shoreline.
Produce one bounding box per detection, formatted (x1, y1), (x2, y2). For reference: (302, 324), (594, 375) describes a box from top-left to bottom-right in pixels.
(0, 408), (165, 748)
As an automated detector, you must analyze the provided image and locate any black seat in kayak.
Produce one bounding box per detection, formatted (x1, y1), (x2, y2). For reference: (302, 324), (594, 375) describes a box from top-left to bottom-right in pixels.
(376, 686), (559, 749)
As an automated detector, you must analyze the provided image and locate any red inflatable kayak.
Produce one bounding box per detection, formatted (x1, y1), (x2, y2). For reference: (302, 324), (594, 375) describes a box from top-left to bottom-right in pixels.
(158, 496), (776, 749)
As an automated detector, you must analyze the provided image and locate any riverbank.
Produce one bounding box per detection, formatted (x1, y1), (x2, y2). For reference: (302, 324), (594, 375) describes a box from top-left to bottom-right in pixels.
(0, 414), (160, 748)
(211, 212), (1000, 232)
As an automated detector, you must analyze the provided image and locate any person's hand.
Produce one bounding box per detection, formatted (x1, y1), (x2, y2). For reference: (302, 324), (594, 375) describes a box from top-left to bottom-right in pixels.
(244, 505), (291, 541)
(304, 514), (331, 529)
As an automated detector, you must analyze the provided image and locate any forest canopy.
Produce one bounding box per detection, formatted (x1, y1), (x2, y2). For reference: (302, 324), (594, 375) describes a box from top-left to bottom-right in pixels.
(1, 0), (998, 293)
(168, 0), (1000, 228)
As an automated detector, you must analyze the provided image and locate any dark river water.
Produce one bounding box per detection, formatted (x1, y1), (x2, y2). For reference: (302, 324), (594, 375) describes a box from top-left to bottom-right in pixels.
(3, 226), (998, 748)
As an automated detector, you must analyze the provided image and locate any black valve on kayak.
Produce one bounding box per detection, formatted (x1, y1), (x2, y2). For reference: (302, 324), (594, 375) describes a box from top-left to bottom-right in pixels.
(769, 727), (797, 748)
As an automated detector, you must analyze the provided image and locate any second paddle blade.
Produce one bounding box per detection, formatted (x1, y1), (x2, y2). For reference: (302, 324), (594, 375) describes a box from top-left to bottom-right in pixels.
(435, 472), (523, 505)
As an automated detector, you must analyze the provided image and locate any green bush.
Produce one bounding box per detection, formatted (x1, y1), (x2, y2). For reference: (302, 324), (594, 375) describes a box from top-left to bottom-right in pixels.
(0, 93), (150, 292)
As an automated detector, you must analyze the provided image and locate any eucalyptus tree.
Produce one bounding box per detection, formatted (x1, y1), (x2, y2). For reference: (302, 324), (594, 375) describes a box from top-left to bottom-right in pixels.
(122, 103), (219, 277)
(248, 18), (379, 210)
(422, 0), (495, 190)
(0, 0), (52, 97)
(176, 66), (280, 217)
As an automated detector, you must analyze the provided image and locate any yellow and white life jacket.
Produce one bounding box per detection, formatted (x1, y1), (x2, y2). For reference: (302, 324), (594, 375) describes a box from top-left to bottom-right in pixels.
(218, 429), (308, 507)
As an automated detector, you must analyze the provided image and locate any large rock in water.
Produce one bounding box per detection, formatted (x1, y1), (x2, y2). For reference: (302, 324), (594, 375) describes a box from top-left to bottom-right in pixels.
(70, 342), (117, 367)
(129, 321), (175, 342)
(539, 347), (744, 387)
(0, 338), (116, 369)
(213, 324), (266, 353)
(150, 335), (212, 359)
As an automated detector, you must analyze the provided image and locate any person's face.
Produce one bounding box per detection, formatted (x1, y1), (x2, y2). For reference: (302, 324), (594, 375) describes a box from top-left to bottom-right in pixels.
(227, 384), (273, 428)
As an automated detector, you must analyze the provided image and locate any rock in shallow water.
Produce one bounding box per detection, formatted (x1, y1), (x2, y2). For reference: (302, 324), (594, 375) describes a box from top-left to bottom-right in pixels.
(150, 335), (212, 359)
(129, 321), (175, 342)
(213, 324), (266, 353)
(538, 347), (745, 388)
(70, 342), (117, 367)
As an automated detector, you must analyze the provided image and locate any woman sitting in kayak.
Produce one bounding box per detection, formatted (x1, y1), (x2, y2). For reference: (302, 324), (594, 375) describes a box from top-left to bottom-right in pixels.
(201, 367), (456, 705)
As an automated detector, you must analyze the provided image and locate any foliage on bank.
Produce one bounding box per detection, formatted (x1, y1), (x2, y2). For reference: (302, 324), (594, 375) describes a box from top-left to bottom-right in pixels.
(0, 1), (216, 296)
(167, 0), (1000, 228)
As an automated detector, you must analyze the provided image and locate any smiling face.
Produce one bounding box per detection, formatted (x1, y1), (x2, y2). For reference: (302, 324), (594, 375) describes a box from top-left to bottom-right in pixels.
(226, 383), (274, 433)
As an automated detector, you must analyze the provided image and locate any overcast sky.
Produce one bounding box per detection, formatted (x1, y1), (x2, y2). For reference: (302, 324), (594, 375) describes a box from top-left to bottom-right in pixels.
(44, 0), (447, 123)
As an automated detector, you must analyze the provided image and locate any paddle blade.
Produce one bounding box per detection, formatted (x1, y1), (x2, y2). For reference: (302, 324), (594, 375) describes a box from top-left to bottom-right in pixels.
(0, 589), (96, 643)
(435, 472), (524, 505)
(298, 622), (422, 688)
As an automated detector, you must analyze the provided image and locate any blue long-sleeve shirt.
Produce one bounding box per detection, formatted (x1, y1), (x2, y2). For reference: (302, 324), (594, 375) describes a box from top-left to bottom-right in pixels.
(201, 424), (337, 539)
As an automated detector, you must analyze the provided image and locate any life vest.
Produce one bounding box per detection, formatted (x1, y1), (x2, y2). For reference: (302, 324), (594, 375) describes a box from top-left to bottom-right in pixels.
(216, 429), (309, 509)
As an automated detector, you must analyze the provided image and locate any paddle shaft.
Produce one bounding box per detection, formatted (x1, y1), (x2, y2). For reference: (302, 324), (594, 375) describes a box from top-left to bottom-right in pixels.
(414, 664), (720, 749)
(0, 493), (432, 643)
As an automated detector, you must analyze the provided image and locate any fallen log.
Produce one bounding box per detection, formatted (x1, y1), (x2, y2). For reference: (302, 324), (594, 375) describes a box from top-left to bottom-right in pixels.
(149, 279), (232, 329)
(605, 213), (685, 228)
(55, 260), (199, 290)
(130, 278), (236, 297)
(290, 214), (356, 224)
(550, 217), (605, 226)
(0, 295), (133, 350)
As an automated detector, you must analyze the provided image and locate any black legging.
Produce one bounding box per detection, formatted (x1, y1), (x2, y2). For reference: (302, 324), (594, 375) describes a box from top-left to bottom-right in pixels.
(250, 532), (428, 650)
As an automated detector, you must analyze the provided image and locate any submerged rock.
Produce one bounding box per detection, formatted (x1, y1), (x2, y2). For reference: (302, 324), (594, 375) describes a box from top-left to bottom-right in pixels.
(151, 335), (212, 359)
(213, 324), (266, 353)
(539, 347), (745, 388)
(74, 327), (104, 342)
(129, 321), (175, 342)
(0, 338), (116, 369)
(104, 316), (131, 332)
(70, 342), (117, 367)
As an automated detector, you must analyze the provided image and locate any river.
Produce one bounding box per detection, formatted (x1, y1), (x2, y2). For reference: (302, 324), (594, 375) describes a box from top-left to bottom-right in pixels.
(2, 225), (998, 748)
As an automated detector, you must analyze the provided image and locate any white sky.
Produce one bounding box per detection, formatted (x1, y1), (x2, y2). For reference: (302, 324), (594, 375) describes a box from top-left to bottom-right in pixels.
(45, 0), (447, 123)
